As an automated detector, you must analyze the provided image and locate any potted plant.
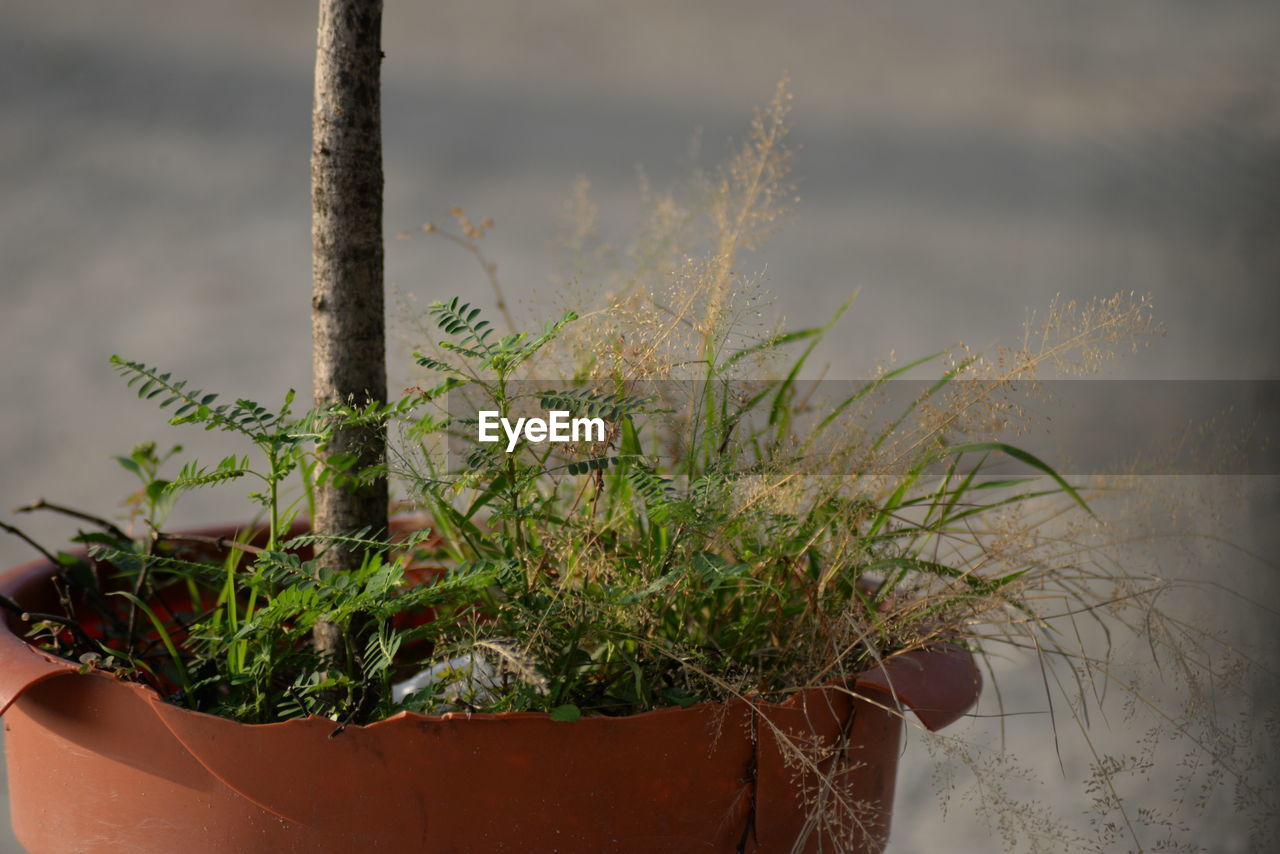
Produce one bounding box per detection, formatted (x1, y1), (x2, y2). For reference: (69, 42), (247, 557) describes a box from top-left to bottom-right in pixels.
(0, 140), (997, 849)
(0, 3), (1236, 853)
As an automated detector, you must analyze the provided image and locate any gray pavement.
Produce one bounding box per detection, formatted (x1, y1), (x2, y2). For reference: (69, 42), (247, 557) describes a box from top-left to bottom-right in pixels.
(2, 2), (1277, 851)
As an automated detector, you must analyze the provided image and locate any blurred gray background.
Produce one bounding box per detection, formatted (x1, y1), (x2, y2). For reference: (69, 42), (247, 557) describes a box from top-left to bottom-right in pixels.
(2, 1), (1277, 851)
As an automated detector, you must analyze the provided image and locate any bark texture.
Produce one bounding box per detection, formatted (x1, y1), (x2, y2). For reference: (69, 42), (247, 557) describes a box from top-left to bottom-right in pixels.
(311, 0), (387, 657)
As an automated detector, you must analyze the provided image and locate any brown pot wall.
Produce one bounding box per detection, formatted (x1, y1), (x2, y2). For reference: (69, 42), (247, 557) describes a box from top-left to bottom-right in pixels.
(0, 533), (980, 853)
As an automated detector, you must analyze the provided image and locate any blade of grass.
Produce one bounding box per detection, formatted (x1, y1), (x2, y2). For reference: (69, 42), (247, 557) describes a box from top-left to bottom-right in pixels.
(108, 590), (194, 703)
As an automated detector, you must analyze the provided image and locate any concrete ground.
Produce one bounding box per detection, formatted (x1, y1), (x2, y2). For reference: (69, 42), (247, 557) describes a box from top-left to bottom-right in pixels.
(1, 1), (1277, 850)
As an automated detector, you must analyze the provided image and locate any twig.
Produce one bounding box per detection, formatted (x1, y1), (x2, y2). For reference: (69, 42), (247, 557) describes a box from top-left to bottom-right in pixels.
(0, 520), (62, 567)
(123, 528), (160, 649)
(423, 223), (516, 333)
(152, 531), (266, 556)
(285, 682), (316, 721)
(14, 499), (131, 542)
(0, 593), (111, 658)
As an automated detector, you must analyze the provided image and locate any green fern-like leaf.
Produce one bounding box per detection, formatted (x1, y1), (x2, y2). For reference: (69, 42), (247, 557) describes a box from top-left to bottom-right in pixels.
(499, 310), (578, 372)
(625, 464), (675, 506)
(163, 456), (251, 493)
(110, 357), (284, 441)
(429, 298), (497, 357)
(537, 387), (650, 420)
(414, 353), (469, 376)
(566, 455), (622, 475)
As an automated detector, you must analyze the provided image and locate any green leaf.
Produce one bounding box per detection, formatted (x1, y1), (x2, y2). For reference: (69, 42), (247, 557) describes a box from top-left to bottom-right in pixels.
(145, 480), (171, 503)
(108, 590), (193, 701)
(566, 456), (619, 475)
(71, 531), (129, 548)
(720, 326), (823, 373)
(767, 294), (855, 431)
(549, 704), (581, 722)
(53, 551), (86, 569)
(945, 441), (1092, 515)
(114, 455), (141, 475)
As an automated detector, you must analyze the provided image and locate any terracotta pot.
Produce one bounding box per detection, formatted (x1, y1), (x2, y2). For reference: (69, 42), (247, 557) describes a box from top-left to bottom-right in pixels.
(0, 529), (980, 853)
